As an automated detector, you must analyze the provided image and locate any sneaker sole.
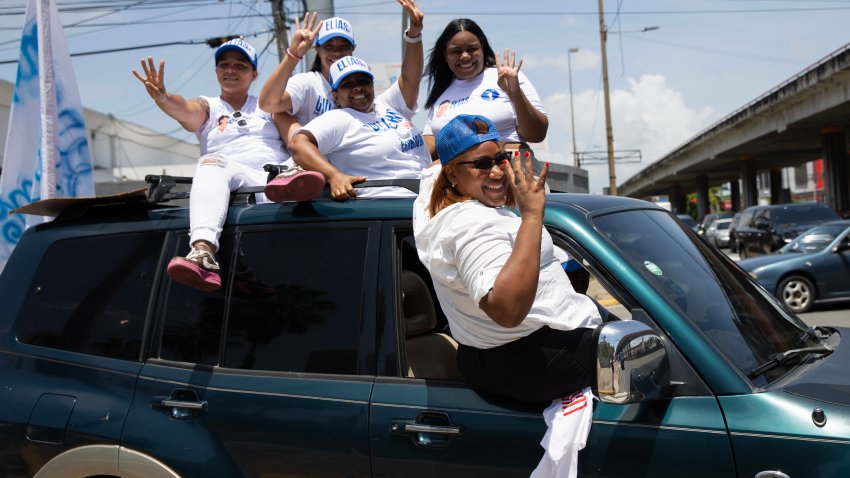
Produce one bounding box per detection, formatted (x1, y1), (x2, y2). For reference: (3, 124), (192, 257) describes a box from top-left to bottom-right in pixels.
(264, 171), (325, 203)
(167, 258), (222, 292)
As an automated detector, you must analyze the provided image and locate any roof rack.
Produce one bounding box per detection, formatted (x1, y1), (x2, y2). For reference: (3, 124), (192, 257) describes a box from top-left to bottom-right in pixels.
(145, 163), (419, 204)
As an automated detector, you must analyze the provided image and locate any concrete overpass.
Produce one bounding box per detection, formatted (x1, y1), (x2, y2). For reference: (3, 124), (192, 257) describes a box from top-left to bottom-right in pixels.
(619, 42), (850, 219)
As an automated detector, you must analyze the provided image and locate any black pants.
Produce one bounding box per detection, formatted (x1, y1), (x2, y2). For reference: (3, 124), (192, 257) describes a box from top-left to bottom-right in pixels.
(456, 326), (596, 403)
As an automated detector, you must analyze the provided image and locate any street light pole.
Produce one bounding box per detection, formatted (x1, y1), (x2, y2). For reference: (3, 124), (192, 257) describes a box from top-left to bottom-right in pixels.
(567, 47), (579, 168)
(597, 0), (617, 195)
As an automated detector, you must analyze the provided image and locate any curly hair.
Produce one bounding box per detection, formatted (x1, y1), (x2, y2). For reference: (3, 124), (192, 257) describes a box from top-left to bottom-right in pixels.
(425, 18), (496, 109)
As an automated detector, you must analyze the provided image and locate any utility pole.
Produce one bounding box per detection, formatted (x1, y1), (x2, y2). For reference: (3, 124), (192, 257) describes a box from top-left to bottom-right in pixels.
(597, 0), (617, 195)
(271, 0), (289, 62)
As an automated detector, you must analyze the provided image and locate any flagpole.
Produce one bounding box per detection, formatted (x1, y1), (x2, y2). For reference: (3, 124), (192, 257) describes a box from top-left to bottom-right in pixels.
(37, 0), (57, 199)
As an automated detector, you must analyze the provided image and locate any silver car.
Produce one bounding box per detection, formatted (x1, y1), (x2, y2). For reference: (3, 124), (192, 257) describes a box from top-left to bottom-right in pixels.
(705, 217), (733, 248)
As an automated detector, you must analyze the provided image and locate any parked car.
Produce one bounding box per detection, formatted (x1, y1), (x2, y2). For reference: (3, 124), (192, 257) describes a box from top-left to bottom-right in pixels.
(735, 202), (838, 258)
(2, 177), (849, 477)
(697, 211), (732, 236)
(738, 220), (850, 313)
(704, 217), (733, 248)
(675, 213), (699, 232)
(728, 212), (743, 253)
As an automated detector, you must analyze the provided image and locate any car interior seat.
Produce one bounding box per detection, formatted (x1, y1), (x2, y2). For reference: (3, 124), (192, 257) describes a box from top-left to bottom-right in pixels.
(401, 270), (462, 380)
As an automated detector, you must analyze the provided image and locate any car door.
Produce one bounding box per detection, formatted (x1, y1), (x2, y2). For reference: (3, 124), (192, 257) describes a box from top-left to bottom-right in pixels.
(817, 230), (850, 298)
(123, 223), (381, 477)
(368, 226), (736, 477)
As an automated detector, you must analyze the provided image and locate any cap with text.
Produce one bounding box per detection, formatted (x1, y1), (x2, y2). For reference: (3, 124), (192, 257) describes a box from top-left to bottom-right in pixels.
(328, 56), (374, 90)
(436, 114), (500, 164)
(317, 17), (356, 46)
(214, 38), (258, 69)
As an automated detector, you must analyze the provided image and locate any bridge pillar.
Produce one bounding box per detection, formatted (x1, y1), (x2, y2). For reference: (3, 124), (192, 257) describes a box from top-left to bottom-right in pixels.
(669, 183), (686, 213)
(696, 174), (709, 221)
(740, 156), (758, 208)
(730, 180), (741, 212)
(821, 127), (849, 215)
(769, 169), (783, 204)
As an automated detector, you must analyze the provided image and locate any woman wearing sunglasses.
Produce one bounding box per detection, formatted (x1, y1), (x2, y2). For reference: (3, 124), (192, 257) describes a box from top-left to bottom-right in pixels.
(422, 18), (548, 160)
(413, 114), (602, 404)
(133, 38), (324, 292)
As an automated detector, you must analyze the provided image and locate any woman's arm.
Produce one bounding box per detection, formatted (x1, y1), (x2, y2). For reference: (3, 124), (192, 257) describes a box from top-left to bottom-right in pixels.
(478, 154), (550, 327)
(132, 57), (208, 132)
(423, 134), (437, 160)
(289, 131), (367, 201)
(495, 50), (549, 143)
(258, 12), (321, 114)
(396, 0), (424, 110)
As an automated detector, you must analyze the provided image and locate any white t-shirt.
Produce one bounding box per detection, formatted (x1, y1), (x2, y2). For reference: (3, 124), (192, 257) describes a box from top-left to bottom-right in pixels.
(413, 165), (601, 349)
(285, 71), (335, 127)
(196, 95), (290, 168)
(424, 67), (546, 144)
(296, 82), (431, 198)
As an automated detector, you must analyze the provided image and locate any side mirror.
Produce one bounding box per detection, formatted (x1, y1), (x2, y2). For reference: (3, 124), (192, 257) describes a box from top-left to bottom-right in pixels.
(835, 236), (850, 253)
(593, 320), (670, 404)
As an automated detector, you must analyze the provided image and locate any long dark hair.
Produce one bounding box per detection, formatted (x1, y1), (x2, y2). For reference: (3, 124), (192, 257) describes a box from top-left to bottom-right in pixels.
(425, 18), (496, 109)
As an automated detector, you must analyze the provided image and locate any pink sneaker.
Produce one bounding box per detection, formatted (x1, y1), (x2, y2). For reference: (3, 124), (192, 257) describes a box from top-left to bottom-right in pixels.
(167, 247), (222, 292)
(264, 168), (325, 203)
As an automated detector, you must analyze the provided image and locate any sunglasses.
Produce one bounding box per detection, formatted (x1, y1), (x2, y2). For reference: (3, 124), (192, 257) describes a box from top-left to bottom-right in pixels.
(456, 151), (510, 171)
(232, 110), (248, 128)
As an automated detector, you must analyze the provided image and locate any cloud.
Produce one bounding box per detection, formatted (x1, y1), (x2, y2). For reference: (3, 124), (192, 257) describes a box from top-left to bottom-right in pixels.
(522, 49), (598, 73)
(541, 74), (713, 194)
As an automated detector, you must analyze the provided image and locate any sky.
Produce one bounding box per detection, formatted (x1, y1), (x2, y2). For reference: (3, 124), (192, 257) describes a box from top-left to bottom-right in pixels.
(1, 0), (849, 194)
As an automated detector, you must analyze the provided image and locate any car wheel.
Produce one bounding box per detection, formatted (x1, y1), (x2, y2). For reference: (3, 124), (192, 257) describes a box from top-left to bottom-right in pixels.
(777, 275), (815, 314)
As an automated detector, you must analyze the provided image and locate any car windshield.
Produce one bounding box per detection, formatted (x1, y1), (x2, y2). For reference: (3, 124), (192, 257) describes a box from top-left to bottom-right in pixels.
(716, 221), (731, 231)
(780, 223), (848, 253)
(594, 209), (813, 386)
(774, 205), (836, 225)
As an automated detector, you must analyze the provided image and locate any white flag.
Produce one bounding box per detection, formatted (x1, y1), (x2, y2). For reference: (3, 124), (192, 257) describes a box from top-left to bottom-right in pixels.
(0, 0), (94, 273)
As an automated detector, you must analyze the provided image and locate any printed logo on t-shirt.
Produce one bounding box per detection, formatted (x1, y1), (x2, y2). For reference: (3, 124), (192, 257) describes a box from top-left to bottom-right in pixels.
(481, 89), (500, 101)
(363, 109), (406, 132)
(436, 100), (451, 118)
(314, 96), (334, 116)
(400, 133), (424, 152)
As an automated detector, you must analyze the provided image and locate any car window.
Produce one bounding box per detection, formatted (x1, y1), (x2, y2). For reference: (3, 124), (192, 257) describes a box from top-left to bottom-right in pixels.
(594, 210), (812, 386)
(739, 209), (755, 227)
(220, 226), (369, 374)
(158, 233), (233, 365)
(16, 232), (165, 361)
(781, 223), (848, 253)
(773, 204), (837, 224)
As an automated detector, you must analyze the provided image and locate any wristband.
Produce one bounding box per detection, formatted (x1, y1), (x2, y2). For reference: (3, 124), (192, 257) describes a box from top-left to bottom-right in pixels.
(286, 48), (303, 61)
(403, 28), (422, 44)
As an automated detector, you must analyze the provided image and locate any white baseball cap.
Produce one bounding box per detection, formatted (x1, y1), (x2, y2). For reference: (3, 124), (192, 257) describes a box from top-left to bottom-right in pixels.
(328, 56), (373, 90)
(317, 17), (356, 46)
(215, 38), (258, 69)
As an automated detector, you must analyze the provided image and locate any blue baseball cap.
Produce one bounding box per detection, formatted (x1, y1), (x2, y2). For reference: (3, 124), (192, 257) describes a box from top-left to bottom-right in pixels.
(328, 56), (373, 90)
(215, 38), (258, 69)
(436, 114), (500, 164)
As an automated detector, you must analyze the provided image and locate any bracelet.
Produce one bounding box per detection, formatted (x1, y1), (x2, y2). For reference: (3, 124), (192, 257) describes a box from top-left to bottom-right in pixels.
(403, 28), (422, 44)
(286, 48), (303, 61)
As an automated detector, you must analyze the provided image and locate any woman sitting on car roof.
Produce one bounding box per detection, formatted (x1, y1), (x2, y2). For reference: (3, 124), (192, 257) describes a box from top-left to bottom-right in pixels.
(287, 0), (432, 201)
(132, 39), (324, 292)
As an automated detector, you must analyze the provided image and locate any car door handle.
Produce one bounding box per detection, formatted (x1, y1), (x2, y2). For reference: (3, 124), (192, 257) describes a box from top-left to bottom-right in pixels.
(152, 389), (208, 419)
(391, 421), (462, 436)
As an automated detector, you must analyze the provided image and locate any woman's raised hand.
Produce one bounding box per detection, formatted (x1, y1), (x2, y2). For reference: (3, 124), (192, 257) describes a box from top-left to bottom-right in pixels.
(132, 56), (167, 101)
(290, 12), (321, 58)
(495, 48), (523, 95)
(503, 151), (548, 217)
(397, 0), (424, 37)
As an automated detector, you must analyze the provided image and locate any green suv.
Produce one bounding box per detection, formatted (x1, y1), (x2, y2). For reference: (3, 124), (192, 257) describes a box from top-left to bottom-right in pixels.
(1, 178), (848, 477)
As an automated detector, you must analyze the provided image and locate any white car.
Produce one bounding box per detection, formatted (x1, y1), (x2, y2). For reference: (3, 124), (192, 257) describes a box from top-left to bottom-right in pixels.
(705, 217), (733, 248)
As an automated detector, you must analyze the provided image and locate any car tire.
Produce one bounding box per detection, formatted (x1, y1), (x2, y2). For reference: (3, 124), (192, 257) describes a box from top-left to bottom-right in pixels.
(777, 275), (816, 314)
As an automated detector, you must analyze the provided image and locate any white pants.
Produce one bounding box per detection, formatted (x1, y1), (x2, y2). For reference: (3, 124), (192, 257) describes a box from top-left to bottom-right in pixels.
(188, 153), (280, 250)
